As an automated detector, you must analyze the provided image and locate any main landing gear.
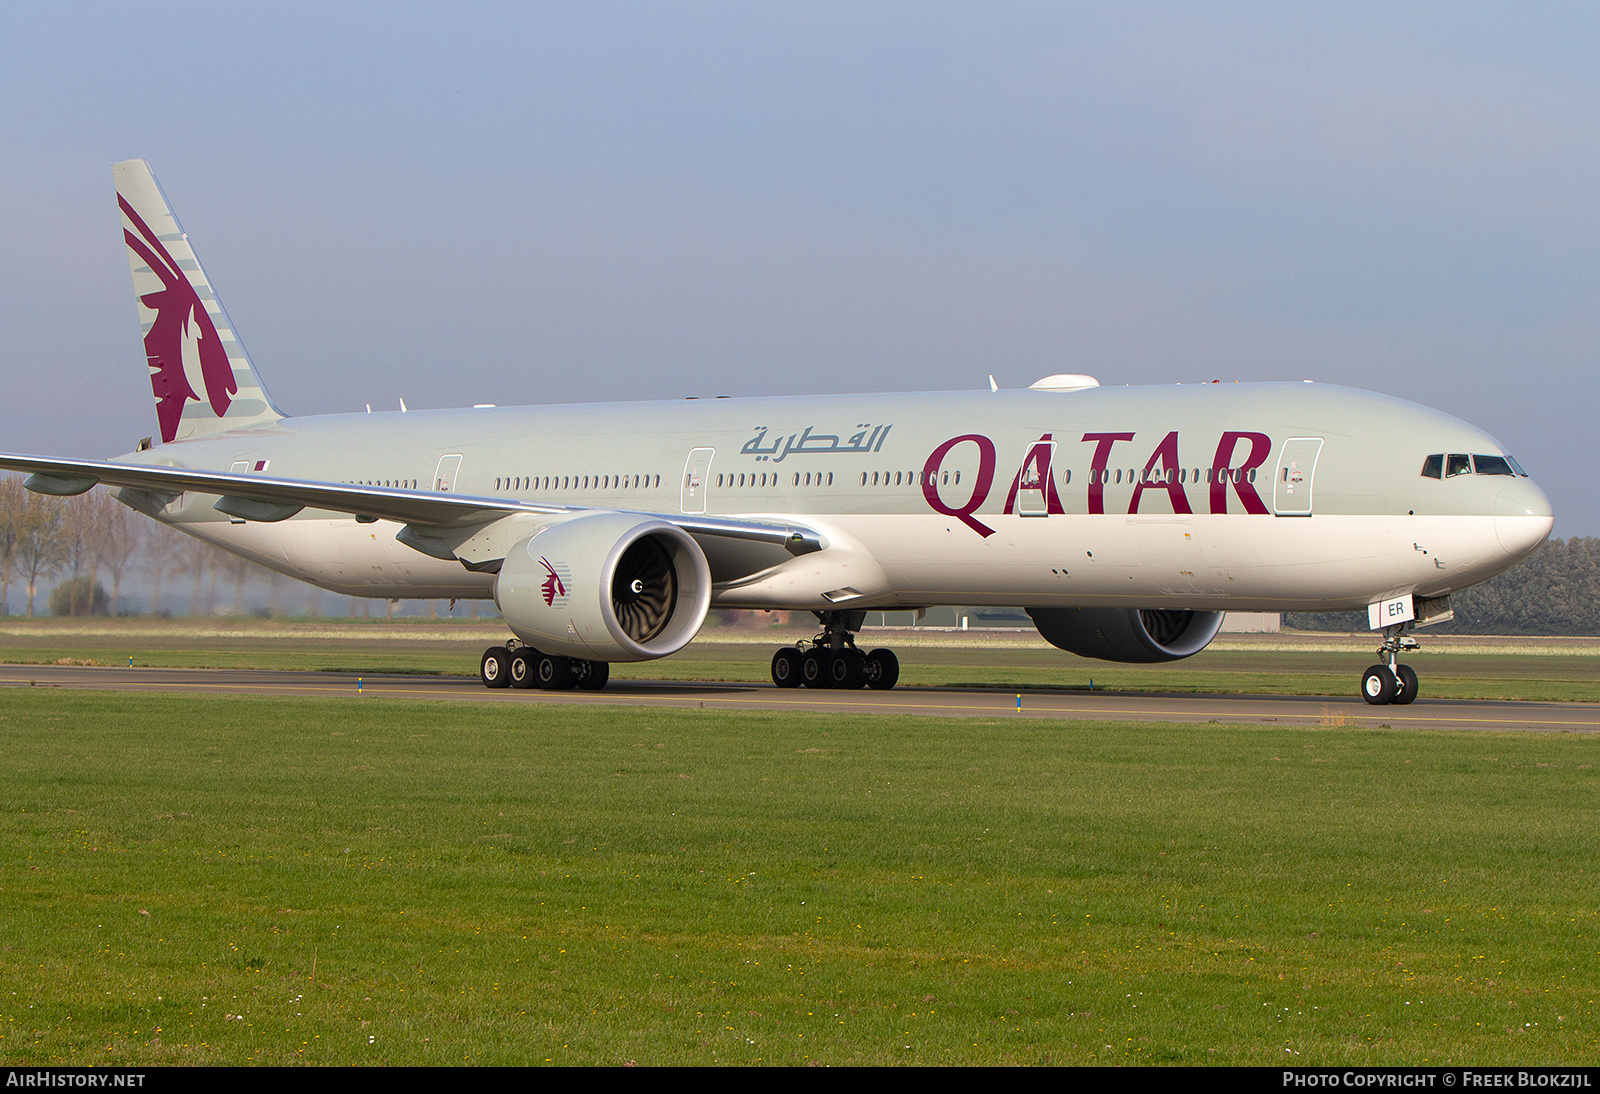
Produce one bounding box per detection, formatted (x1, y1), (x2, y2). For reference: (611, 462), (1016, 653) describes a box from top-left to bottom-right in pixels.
(480, 641), (610, 691)
(1361, 623), (1420, 706)
(770, 610), (901, 691)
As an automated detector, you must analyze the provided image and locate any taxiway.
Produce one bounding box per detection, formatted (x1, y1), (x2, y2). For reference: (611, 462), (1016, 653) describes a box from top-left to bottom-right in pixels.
(2, 663), (1596, 732)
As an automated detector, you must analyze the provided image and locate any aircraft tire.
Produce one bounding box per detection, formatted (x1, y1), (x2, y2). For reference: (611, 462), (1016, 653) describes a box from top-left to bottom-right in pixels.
(771, 648), (803, 688)
(1361, 665), (1395, 705)
(829, 648), (866, 689)
(1393, 664), (1419, 705)
(574, 659), (610, 690)
(864, 648), (899, 690)
(509, 649), (538, 689)
(800, 648), (830, 688)
(481, 647), (512, 689)
(538, 653), (574, 690)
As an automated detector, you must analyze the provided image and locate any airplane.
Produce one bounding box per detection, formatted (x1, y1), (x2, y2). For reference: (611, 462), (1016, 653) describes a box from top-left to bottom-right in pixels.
(0, 160), (1555, 705)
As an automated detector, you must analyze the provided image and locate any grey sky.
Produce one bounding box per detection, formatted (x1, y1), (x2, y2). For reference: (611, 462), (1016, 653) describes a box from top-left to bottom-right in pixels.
(3, 2), (1596, 534)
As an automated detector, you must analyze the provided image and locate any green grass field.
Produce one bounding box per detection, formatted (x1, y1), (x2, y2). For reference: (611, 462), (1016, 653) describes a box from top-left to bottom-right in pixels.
(1, 689), (1596, 1065)
(5, 618), (1600, 702)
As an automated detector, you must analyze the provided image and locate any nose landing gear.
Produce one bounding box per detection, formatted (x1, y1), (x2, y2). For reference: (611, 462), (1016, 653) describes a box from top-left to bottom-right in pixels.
(770, 610), (901, 690)
(1361, 623), (1420, 706)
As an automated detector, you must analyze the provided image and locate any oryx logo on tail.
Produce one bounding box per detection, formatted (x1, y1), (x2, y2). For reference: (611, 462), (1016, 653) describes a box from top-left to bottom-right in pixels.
(119, 194), (236, 442)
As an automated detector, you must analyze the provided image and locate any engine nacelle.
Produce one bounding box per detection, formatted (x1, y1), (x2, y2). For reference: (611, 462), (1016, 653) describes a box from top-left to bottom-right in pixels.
(495, 513), (712, 662)
(1027, 607), (1224, 663)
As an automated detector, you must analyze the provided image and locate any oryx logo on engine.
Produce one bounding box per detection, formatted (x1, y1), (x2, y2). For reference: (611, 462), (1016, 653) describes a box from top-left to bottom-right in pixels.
(539, 557), (570, 608)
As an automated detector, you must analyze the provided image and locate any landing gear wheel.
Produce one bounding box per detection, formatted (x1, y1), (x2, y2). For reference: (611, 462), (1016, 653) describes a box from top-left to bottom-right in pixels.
(801, 648), (830, 688)
(481, 646), (512, 689)
(537, 653), (573, 690)
(864, 648), (899, 690)
(574, 660), (610, 691)
(828, 648), (865, 689)
(509, 649), (538, 689)
(1368, 620), (1421, 706)
(1392, 664), (1419, 705)
(1361, 664), (1396, 705)
(781, 611), (901, 692)
(771, 648), (803, 688)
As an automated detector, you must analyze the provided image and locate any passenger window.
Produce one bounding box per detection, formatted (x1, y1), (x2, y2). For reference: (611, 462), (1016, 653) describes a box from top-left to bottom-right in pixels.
(1421, 455), (1443, 479)
(1446, 454), (1471, 478)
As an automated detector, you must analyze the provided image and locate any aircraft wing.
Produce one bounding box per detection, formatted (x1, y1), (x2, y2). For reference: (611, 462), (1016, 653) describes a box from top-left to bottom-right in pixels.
(0, 452), (823, 554)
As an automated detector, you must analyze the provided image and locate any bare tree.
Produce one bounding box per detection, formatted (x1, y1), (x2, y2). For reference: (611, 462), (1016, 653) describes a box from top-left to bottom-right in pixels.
(217, 549), (254, 615)
(0, 476), (21, 616)
(172, 533), (214, 616)
(61, 490), (120, 616)
(94, 490), (146, 617)
(140, 519), (188, 617)
(12, 491), (67, 617)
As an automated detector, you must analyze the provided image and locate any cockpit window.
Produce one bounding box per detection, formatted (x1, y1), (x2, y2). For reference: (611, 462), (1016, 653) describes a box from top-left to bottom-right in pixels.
(1422, 452), (1529, 479)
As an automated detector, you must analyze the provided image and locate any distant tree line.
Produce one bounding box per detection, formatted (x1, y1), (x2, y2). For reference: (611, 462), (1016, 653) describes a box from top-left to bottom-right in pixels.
(1285, 538), (1600, 636)
(0, 477), (483, 620)
(1, 478), (144, 617)
(0, 478), (323, 618)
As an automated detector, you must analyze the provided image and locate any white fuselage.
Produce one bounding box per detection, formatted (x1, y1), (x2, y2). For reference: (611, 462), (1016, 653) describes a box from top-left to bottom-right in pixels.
(142, 382), (1553, 614)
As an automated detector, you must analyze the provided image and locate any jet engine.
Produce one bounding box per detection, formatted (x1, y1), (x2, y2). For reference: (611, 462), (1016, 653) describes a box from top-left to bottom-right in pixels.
(1026, 607), (1224, 663)
(495, 513), (712, 662)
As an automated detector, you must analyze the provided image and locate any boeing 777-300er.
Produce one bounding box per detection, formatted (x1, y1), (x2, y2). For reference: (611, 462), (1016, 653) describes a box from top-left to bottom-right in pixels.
(0, 161), (1556, 703)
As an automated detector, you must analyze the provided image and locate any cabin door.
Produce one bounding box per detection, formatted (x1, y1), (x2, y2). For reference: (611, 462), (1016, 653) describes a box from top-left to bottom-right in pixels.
(681, 448), (715, 514)
(1273, 438), (1323, 516)
(1016, 440), (1056, 517)
(433, 453), (463, 493)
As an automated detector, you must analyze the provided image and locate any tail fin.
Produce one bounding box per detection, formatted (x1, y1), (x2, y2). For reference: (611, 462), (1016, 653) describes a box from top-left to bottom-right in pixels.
(113, 160), (285, 444)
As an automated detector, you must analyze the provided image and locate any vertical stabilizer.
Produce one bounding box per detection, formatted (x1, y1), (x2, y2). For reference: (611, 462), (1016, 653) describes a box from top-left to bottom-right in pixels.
(113, 160), (285, 444)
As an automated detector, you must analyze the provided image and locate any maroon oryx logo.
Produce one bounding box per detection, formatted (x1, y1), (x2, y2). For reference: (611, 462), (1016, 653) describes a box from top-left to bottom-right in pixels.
(539, 557), (568, 607)
(119, 194), (236, 443)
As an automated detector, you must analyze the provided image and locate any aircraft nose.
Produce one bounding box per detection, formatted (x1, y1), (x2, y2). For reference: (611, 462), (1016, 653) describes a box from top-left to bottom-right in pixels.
(1494, 479), (1554, 559)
